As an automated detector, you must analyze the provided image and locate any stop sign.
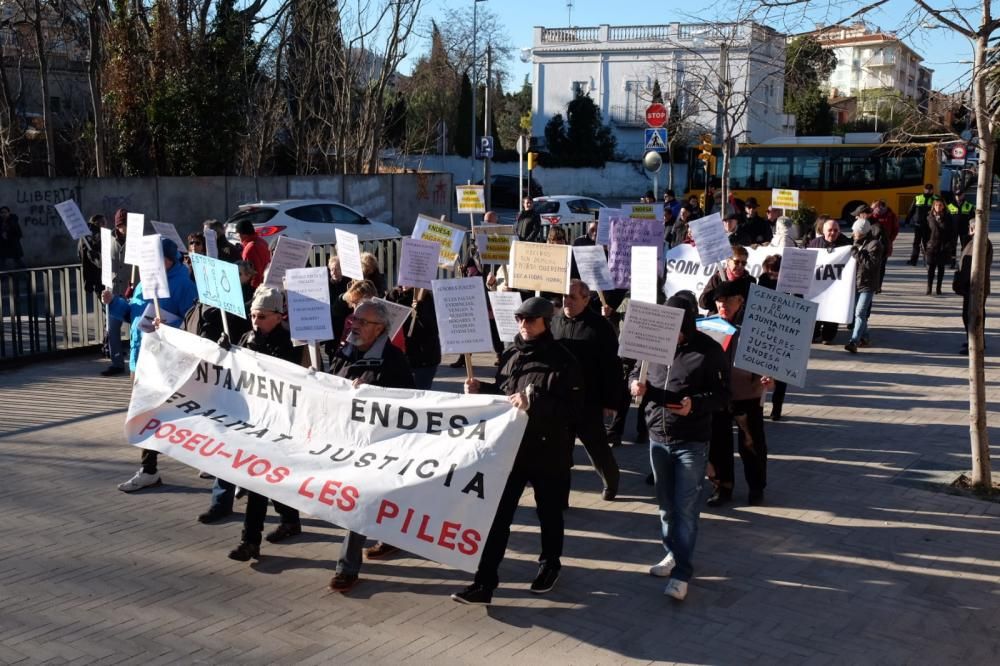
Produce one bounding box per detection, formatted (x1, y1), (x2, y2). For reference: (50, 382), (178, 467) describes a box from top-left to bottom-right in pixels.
(646, 103), (667, 128)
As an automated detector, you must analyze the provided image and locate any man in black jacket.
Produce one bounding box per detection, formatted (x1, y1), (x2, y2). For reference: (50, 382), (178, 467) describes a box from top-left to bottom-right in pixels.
(741, 198), (773, 245)
(453, 297), (584, 605)
(517, 197), (543, 242)
(629, 295), (729, 601)
(327, 300), (416, 592)
(551, 279), (621, 500)
(808, 217), (852, 344)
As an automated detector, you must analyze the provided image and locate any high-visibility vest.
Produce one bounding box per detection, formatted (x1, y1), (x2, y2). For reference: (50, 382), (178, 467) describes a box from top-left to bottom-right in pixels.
(914, 194), (938, 206)
(947, 201), (974, 216)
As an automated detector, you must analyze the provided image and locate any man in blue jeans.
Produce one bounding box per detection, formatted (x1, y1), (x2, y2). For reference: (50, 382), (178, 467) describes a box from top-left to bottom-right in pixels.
(629, 295), (729, 600)
(845, 211), (884, 354)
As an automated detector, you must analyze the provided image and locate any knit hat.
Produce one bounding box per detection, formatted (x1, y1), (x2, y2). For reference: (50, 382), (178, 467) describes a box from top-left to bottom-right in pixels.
(251, 286), (285, 314)
(114, 208), (127, 226)
(851, 219), (871, 236)
(712, 279), (746, 301)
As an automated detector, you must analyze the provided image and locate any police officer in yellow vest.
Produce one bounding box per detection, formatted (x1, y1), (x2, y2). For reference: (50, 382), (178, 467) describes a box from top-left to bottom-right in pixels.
(948, 190), (975, 265)
(906, 184), (938, 265)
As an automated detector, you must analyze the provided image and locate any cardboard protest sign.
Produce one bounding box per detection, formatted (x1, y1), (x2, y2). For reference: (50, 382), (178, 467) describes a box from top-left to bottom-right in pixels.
(372, 297), (414, 339)
(475, 225), (516, 265)
(630, 246), (659, 304)
(431, 277), (494, 354)
(608, 217), (662, 289)
(264, 236), (313, 289)
(618, 300), (685, 366)
(100, 227), (114, 289)
(138, 234), (170, 299)
(688, 212), (731, 267)
(775, 247), (817, 295)
(771, 188), (799, 210)
(124, 213), (145, 265)
(334, 228), (364, 280)
(54, 199), (90, 240)
(487, 290), (522, 343)
(596, 207), (620, 246)
(202, 223), (219, 259)
(150, 221), (187, 254)
(456, 185), (487, 214)
(398, 237), (441, 290)
(127, 325), (527, 573)
(412, 214), (466, 269)
(572, 245), (614, 293)
(189, 253), (246, 319)
(285, 267), (333, 342)
(623, 202), (665, 222)
(508, 241), (571, 294)
(734, 285), (817, 387)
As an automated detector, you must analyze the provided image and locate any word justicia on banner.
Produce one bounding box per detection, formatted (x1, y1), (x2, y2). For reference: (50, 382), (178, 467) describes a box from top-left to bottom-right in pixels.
(125, 326), (528, 572)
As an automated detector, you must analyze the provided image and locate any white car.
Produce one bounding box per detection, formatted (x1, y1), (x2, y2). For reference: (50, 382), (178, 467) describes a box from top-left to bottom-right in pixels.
(224, 199), (401, 246)
(532, 195), (608, 226)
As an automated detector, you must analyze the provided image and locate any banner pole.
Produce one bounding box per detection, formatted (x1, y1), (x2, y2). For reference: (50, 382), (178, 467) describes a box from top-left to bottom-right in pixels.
(407, 288), (423, 337)
(464, 353), (474, 381)
(308, 342), (322, 371)
(152, 294), (162, 322)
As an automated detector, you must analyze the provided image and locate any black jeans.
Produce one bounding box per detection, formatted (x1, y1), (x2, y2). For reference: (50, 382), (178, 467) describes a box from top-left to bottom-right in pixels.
(770, 381), (788, 413)
(574, 404), (619, 490)
(241, 492), (300, 545)
(910, 226), (927, 263)
(708, 401), (768, 493)
(927, 263), (946, 293)
(140, 449), (158, 474)
(813, 321), (839, 343)
(474, 466), (570, 590)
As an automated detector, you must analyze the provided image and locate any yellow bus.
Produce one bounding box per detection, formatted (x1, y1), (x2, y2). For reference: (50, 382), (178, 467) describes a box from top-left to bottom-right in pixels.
(686, 141), (940, 222)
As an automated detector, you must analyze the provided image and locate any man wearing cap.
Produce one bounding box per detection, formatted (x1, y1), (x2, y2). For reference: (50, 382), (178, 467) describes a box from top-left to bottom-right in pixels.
(550, 279), (622, 500)
(845, 211), (884, 354)
(452, 296), (584, 605)
(740, 198), (773, 245)
(326, 300), (415, 592)
(236, 218), (271, 287)
(226, 286), (306, 561)
(102, 236), (198, 492)
(629, 294), (729, 601)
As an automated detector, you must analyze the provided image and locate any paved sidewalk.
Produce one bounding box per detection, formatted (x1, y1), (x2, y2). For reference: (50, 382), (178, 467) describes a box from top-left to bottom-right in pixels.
(2, 240), (1000, 664)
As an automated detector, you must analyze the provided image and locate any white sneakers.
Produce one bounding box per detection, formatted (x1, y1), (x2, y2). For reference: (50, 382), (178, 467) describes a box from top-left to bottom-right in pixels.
(649, 553), (676, 577)
(664, 578), (688, 600)
(117, 470), (162, 493)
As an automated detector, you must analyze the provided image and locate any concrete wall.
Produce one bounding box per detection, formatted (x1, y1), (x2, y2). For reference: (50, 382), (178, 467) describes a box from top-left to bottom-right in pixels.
(0, 173), (453, 267)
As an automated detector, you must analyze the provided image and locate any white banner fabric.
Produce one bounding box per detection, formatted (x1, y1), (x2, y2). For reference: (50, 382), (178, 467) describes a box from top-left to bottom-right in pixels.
(126, 326), (528, 573)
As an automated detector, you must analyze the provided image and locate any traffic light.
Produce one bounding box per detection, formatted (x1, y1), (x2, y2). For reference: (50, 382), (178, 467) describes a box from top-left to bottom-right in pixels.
(527, 152), (538, 170)
(698, 133), (713, 163)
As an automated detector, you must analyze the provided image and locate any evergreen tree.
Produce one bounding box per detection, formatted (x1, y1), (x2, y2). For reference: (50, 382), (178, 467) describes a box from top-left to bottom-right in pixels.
(454, 72), (473, 157)
(545, 92), (616, 167)
(784, 36), (838, 136)
(402, 21), (457, 153)
(651, 80), (663, 104)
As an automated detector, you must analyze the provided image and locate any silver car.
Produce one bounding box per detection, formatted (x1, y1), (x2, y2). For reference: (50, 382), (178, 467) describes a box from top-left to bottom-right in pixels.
(224, 199), (401, 246)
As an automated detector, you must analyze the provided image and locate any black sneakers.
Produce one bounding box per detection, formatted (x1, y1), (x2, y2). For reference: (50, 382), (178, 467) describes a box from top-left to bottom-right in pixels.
(529, 565), (560, 594)
(706, 488), (732, 507)
(100, 366), (125, 377)
(451, 584), (493, 605)
(265, 522), (302, 543)
(197, 507), (231, 524)
(228, 541), (260, 561)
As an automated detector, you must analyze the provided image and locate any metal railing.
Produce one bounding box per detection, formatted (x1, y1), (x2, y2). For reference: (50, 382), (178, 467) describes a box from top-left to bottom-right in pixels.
(1, 221), (590, 363)
(608, 104), (647, 127)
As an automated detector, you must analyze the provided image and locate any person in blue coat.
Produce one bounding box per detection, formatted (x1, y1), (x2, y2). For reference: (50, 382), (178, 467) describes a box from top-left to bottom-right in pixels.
(101, 236), (198, 492)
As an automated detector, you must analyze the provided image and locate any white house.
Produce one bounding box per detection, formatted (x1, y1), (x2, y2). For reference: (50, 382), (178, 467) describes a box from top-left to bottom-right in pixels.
(530, 22), (794, 159)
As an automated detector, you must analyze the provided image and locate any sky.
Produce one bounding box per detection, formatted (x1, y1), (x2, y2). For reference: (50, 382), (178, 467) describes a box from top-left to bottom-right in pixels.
(406, 0), (979, 94)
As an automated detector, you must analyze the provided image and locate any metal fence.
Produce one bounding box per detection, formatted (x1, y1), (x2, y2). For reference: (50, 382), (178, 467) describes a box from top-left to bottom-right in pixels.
(0, 220), (589, 363)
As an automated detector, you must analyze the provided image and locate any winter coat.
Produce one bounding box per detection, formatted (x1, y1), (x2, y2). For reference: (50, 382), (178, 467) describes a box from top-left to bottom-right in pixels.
(955, 236), (994, 297)
(240, 235), (271, 287)
(0, 214), (23, 260)
(925, 209), (955, 265)
(329, 332), (415, 390)
(550, 307), (623, 409)
(698, 272), (757, 314)
(386, 286), (441, 369)
(852, 234), (884, 294)
(78, 226), (103, 293)
(517, 209), (543, 242)
(741, 214), (773, 245)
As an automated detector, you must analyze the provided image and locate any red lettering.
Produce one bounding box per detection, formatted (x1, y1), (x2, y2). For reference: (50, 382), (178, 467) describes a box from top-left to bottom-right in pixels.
(232, 449), (256, 469)
(199, 438), (224, 456)
(183, 432), (206, 450)
(402, 507), (415, 534)
(266, 467), (290, 484)
(155, 424), (177, 438)
(139, 418), (161, 435)
(376, 499), (399, 524)
(416, 514), (435, 543)
(457, 529), (480, 555)
(298, 476), (317, 499)
(170, 428), (191, 445)
(337, 486), (358, 512)
(437, 521), (460, 550)
(318, 479), (343, 506)
(248, 459), (271, 477)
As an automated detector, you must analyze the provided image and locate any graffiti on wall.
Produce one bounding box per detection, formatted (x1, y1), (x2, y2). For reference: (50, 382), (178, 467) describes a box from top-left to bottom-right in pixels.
(16, 186), (82, 229)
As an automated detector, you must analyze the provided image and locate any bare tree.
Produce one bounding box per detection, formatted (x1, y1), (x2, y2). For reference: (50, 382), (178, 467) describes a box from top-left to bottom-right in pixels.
(0, 16), (28, 175)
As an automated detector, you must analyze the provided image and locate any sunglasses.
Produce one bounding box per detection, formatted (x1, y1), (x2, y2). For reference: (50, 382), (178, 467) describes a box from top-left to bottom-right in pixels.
(514, 314), (540, 323)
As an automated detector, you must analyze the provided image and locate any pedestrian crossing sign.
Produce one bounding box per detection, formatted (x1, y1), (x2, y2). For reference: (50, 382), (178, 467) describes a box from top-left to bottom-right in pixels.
(645, 128), (668, 152)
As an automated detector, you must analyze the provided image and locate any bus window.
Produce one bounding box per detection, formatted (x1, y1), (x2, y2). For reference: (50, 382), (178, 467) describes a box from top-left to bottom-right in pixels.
(791, 152), (824, 189)
(750, 155), (792, 189)
(729, 154), (752, 189)
(828, 150), (878, 190)
(880, 151), (924, 188)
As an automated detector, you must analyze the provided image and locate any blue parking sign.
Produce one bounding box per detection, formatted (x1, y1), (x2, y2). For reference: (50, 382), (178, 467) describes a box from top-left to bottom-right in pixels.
(477, 136), (494, 159)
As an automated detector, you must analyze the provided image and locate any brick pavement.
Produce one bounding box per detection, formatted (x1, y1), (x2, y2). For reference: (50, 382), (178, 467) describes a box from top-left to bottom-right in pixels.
(2, 232), (1000, 664)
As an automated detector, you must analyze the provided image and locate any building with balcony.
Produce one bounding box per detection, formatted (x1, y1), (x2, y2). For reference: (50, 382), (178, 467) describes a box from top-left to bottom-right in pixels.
(530, 22), (794, 159)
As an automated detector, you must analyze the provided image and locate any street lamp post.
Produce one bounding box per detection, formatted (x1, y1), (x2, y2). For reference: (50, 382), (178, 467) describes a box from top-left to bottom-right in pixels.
(470, 0), (487, 184)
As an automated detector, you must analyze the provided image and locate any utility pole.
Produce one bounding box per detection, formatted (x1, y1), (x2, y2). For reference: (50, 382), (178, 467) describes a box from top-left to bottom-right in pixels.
(483, 44), (492, 211)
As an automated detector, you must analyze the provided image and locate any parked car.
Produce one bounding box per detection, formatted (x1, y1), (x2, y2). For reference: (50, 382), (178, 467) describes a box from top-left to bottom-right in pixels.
(477, 174), (544, 209)
(224, 200), (401, 246)
(532, 195), (608, 226)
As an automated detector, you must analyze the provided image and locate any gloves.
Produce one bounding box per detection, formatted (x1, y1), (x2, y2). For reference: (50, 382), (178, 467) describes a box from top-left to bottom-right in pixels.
(217, 332), (232, 351)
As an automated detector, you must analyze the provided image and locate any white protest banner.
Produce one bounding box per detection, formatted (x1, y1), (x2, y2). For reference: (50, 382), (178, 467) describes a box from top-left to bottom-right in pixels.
(285, 267), (333, 342)
(618, 300), (685, 365)
(372, 297), (413, 339)
(630, 246), (659, 304)
(264, 236), (313, 289)
(189, 253), (246, 319)
(487, 290), (522, 343)
(508, 241), (571, 294)
(150, 221), (187, 254)
(53, 199), (90, 240)
(475, 225), (516, 265)
(138, 234), (170, 299)
(398, 237), (441, 290)
(572, 245), (614, 293)
(771, 188), (799, 210)
(775, 247), (818, 295)
(456, 185), (487, 214)
(124, 212), (145, 265)
(734, 285), (817, 387)
(335, 228), (364, 280)
(126, 325), (527, 573)
(431, 277), (493, 354)
(412, 214), (466, 269)
(663, 243), (718, 306)
(623, 202), (665, 222)
(688, 212), (731, 267)
(100, 227), (114, 289)
(202, 223), (219, 259)
(608, 217), (662, 289)
(596, 207), (620, 246)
